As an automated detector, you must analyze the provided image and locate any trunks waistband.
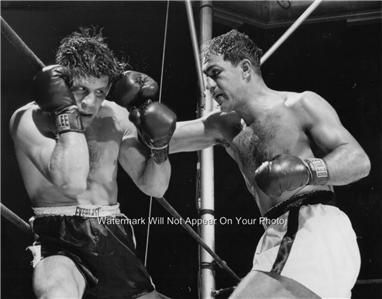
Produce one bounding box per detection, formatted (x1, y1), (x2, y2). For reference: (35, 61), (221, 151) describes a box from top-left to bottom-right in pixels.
(32, 203), (121, 217)
(264, 191), (336, 220)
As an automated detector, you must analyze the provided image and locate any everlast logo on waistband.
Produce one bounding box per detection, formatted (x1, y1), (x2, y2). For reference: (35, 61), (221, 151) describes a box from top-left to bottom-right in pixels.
(75, 207), (101, 217)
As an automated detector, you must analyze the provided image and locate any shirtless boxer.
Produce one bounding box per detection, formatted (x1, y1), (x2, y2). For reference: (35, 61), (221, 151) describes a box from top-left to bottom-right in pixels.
(170, 30), (370, 297)
(10, 28), (176, 299)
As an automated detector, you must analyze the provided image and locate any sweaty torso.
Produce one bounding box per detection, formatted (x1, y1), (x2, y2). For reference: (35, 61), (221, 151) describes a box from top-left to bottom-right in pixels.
(16, 101), (129, 207)
(220, 92), (331, 214)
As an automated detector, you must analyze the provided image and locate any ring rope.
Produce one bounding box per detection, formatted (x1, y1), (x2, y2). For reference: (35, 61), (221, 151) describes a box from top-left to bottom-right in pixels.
(144, 197), (153, 267)
(158, 0), (170, 104)
(1, 16), (45, 68)
(0, 203), (33, 235)
(144, 0), (170, 268)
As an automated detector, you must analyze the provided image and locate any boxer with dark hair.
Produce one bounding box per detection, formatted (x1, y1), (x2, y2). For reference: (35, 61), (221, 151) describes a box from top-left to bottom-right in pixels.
(10, 27), (175, 299)
(171, 30), (370, 298)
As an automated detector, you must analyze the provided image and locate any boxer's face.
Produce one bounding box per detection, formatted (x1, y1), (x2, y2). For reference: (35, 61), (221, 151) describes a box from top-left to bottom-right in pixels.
(203, 54), (245, 112)
(71, 75), (111, 126)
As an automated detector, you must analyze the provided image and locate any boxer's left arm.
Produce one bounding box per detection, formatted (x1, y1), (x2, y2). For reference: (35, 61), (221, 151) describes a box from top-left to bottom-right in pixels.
(109, 71), (175, 197)
(300, 91), (370, 185)
(255, 92), (371, 197)
(118, 109), (172, 198)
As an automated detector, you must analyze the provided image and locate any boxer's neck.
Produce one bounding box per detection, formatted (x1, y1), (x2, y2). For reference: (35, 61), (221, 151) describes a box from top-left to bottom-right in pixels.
(234, 81), (281, 125)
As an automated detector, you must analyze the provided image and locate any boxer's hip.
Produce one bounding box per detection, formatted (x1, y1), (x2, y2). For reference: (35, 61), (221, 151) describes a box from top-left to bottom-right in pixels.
(28, 204), (155, 297)
(29, 203), (136, 255)
(264, 190), (336, 221)
(253, 191), (360, 298)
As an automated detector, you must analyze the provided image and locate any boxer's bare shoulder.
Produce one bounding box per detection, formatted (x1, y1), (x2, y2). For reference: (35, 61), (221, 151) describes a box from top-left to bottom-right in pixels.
(204, 110), (243, 144)
(284, 90), (339, 127)
(10, 102), (54, 139)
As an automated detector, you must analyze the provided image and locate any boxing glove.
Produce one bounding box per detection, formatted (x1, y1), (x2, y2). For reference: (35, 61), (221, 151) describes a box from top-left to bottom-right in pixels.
(33, 65), (83, 134)
(130, 102), (177, 163)
(107, 71), (158, 110)
(254, 154), (329, 197)
(108, 71), (176, 163)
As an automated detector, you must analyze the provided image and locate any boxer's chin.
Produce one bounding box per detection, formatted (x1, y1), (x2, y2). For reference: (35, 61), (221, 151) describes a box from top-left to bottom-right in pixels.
(220, 103), (232, 113)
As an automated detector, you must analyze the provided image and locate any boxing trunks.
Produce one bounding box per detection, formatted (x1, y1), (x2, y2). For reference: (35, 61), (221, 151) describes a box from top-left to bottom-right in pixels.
(252, 191), (360, 298)
(28, 204), (155, 299)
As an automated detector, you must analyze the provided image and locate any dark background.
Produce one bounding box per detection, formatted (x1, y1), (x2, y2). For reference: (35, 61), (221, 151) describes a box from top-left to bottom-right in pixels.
(1, 1), (381, 298)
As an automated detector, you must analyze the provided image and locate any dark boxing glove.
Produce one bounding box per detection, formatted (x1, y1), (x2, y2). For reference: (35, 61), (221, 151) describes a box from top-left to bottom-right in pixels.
(254, 154), (329, 197)
(130, 102), (177, 163)
(33, 65), (83, 134)
(107, 71), (159, 110)
(108, 71), (176, 163)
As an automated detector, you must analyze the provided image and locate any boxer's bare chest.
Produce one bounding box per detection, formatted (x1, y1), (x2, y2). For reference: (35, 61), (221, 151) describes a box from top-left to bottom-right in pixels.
(85, 116), (122, 181)
(27, 107), (124, 204)
(36, 109), (123, 181)
(225, 110), (303, 187)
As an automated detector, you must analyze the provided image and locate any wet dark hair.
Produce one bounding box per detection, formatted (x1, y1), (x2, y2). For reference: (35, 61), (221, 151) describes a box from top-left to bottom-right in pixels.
(202, 30), (263, 75)
(55, 27), (128, 82)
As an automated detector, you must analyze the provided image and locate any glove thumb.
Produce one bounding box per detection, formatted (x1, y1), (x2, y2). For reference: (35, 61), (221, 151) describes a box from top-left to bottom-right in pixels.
(129, 108), (141, 127)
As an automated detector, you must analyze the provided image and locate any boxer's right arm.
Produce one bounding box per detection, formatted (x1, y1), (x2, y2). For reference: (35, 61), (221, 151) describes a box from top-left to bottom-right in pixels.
(10, 66), (89, 196)
(170, 118), (218, 153)
(170, 111), (242, 153)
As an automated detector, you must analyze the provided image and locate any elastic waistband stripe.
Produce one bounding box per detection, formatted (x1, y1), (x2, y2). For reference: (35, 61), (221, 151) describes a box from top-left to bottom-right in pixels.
(32, 203), (121, 217)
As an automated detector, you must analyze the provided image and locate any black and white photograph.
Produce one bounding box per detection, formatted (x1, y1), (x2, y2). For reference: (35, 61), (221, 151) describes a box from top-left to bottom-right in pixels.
(1, 1), (381, 298)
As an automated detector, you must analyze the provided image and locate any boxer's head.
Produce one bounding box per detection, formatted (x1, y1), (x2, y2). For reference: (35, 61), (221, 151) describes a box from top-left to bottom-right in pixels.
(55, 27), (129, 123)
(55, 27), (127, 84)
(202, 30), (263, 112)
(202, 30), (263, 76)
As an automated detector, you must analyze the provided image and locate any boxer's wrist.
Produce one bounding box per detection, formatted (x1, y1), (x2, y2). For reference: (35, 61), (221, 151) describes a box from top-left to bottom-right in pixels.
(137, 134), (169, 164)
(55, 105), (84, 134)
(304, 158), (329, 185)
(150, 147), (169, 164)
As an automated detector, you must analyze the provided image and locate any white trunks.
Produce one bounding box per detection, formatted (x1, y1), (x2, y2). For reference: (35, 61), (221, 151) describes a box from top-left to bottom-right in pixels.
(252, 192), (360, 298)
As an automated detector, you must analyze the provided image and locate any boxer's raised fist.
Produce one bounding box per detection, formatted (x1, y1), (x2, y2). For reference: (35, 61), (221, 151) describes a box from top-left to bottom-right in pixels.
(33, 65), (75, 113)
(108, 71), (158, 111)
(33, 65), (83, 134)
(130, 102), (177, 164)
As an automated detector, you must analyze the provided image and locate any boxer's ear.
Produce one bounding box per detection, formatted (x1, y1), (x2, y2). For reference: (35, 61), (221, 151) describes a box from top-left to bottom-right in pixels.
(240, 59), (252, 80)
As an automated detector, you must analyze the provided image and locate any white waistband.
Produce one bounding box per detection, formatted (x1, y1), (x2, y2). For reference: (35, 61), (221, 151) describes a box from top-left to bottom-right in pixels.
(32, 203), (121, 217)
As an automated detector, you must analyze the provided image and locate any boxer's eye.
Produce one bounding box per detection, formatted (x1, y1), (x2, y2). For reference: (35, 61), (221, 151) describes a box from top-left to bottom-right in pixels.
(210, 69), (221, 79)
(95, 89), (106, 97)
(72, 86), (86, 93)
(71, 86), (90, 99)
